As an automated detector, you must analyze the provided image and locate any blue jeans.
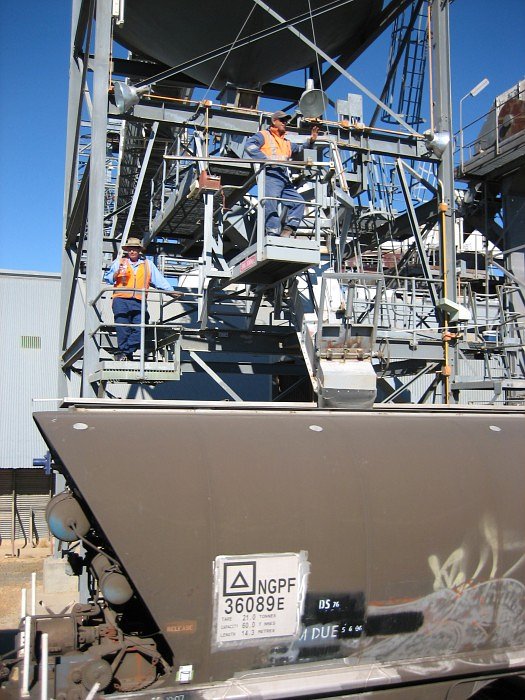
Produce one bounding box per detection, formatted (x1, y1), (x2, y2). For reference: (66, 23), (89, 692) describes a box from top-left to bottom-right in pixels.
(112, 297), (149, 355)
(264, 169), (305, 235)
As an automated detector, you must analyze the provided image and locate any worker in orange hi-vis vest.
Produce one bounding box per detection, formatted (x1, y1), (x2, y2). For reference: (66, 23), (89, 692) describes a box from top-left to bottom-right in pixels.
(245, 110), (319, 237)
(103, 237), (181, 361)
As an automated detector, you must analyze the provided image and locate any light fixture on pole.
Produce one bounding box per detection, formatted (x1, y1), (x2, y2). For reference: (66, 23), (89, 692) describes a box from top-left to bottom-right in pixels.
(460, 78), (489, 173)
(113, 81), (151, 114)
(298, 78), (329, 118)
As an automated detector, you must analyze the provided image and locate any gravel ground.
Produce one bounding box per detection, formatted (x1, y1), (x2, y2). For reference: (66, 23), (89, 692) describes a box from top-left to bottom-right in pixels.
(0, 542), (48, 630)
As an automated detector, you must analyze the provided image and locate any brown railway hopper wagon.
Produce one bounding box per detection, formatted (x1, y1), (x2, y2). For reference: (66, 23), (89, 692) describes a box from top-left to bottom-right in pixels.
(3, 404), (525, 699)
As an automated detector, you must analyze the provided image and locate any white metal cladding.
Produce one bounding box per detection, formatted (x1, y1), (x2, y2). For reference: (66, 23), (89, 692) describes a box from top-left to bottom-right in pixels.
(0, 469), (53, 541)
(0, 271), (61, 469)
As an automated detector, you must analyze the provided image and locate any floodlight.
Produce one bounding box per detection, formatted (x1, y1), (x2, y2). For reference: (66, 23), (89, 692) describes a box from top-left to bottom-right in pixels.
(424, 130), (451, 157)
(113, 81), (150, 114)
(299, 78), (329, 118)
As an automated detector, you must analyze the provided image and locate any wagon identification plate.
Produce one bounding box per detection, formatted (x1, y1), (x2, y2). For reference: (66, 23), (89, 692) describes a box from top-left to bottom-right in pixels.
(212, 552), (309, 647)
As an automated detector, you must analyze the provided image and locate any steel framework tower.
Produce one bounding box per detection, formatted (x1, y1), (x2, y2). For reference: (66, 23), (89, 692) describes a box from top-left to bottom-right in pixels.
(58, 0), (524, 406)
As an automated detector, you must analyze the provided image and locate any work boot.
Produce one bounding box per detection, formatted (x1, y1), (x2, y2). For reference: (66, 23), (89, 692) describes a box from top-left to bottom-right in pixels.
(114, 352), (127, 361)
(281, 226), (294, 238)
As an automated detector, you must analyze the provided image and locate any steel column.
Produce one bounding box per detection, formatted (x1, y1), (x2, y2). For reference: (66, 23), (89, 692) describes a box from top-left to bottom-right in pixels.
(59, 0), (87, 397)
(82, 0), (113, 396)
(430, 0), (457, 395)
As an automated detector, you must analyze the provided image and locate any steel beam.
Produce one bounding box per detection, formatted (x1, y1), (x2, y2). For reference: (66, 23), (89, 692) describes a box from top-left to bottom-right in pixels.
(65, 161), (90, 246)
(380, 361), (440, 403)
(110, 103), (433, 161)
(120, 121), (159, 249)
(396, 159), (439, 309)
(188, 351), (243, 401)
(73, 0), (94, 57)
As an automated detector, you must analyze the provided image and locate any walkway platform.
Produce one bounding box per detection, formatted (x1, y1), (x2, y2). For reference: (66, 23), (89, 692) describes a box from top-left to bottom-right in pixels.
(229, 235), (320, 284)
(91, 359), (181, 383)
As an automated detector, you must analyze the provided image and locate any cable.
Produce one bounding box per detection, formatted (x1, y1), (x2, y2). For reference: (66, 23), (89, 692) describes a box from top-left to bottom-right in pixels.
(307, 0), (324, 94)
(71, 525), (121, 568)
(198, 4), (257, 106)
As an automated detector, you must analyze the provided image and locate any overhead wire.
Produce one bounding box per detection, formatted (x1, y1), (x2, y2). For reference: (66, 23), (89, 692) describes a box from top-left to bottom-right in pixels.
(307, 0), (324, 94)
(198, 4), (257, 106)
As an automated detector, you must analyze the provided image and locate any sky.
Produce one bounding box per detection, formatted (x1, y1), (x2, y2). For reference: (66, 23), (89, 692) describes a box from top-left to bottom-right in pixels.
(0, 0), (523, 273)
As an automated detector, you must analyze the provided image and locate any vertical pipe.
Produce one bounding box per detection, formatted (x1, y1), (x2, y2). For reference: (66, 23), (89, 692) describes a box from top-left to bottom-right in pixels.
(29, 508), (34, 548)
(411, 277), (416, 347)
(162, 148), (167, 210)
(203, 193), (215, 275)
(439, 202), (450, 403)
(256, 167), (266, 260)
(459, 96), (464, 174)
(40, 633), (49, 700)
(427, 1), (434, 136)
(484, 185), (490, 326)
(431, 0), (456, 401)
(21, 615), (31, 697)
(495, 95), (500, 156)
(475, 229), (478, 277)
(31, 573), (37, 616)
(139, 293), (146, 377)
(11, 472), (16, 557)
(175, 136), (181, 188)
(371, 278), (382, 344)
(149, 179), (154, 228)
(314, 174), (320, 245)
(21, 588), (27, 619)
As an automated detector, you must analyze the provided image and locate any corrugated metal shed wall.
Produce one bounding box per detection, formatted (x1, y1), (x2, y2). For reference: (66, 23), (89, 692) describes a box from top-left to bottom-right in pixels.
(0, 469), (53, 541)
(0, 271), (61, 468)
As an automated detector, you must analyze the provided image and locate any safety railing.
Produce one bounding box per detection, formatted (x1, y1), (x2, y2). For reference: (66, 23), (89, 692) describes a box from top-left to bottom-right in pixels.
(247, 160), (331, 273)
(90, 286), (198, 379)
(317, 274), (524, 364)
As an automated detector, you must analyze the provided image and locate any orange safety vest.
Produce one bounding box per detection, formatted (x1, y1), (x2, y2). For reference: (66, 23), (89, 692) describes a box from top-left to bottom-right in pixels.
(113, 258), (151, 299)
(260, 129), (292, 161)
